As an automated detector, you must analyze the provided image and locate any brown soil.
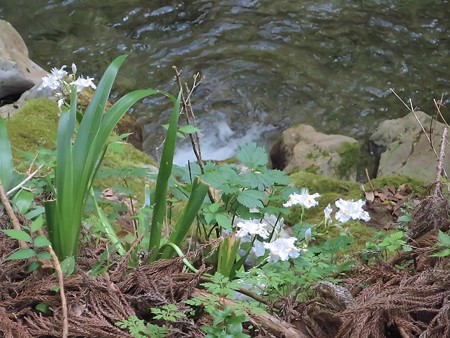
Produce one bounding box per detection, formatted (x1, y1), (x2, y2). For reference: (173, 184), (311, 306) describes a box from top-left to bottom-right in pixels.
(1, 186), (449, 337)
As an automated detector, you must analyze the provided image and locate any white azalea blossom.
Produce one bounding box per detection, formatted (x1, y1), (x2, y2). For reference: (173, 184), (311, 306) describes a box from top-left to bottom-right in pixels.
(235, 220), (269, 239)
(283, 189), (320, 209)
(335, 198), (370, 223)
(264, 237), (301, 263)
(324, 204), (333, 225)
(70, 76), (97, 92)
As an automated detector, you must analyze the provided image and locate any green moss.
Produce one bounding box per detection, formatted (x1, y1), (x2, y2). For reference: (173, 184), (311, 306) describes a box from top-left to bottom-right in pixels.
(367, 175), (426, 194)
(6, 98), (155, 204)
(288, 171), (363, 222)
(336, 141), (360, 177)
(7, 98), (59, 160)
(305, 164), (320, 174)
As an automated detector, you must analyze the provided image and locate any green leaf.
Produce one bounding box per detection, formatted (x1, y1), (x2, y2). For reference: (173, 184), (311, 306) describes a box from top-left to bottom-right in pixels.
(6, 248), (36, 260)
(27, 261), (41, 273)
(1, 229), (32, 242)
(160, 177), (208, 259)
(12, 189), (34, 214)
(35, 302), (52, 315)
(30, 216), (45, 232)
(437, 230), (450, 246)
(237, 189), (267, 209)
(179, 125), (200, 134)
(432, 248), (450, 257)
(0, 117), (14, 191)
(60, 256), (76, 276)
(148, 91), (182, 261)
(216, 214), (232, 231)
(34, 235), (51, 248)
(235, 142), (268, 168)
(36, 251), (52, 260)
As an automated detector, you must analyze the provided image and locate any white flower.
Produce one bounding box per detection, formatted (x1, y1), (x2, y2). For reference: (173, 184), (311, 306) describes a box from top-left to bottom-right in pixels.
(57, 98), (65, 110)
(70, 76), (97, 92)
(324, 204), (333, 225)
(264, 237), (300, 262)
(40, 65), (68, 91)
(40, 75), (60, 90)
(335, 198), (370, 223)
(251, 239), (267, 258)
(71, 63), (77, 75)
(283, 189), (320, 209)
(50, 65), (68, 79)
(304, 228), (312, 244)
(235, 220), (269, 239)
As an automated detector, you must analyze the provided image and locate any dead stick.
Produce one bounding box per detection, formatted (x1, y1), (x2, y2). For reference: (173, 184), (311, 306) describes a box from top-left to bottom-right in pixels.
(434, 127), (447, 197)
(0, 181), (28, 249)
(47, 243), (69, 338)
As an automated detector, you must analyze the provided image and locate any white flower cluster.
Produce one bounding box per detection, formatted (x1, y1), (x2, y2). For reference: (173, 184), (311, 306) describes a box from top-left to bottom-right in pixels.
(39, 64), (97, 110)
(234, 189), (371, 265)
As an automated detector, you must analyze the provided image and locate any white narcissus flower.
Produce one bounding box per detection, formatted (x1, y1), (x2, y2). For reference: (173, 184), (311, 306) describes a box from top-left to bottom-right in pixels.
(283, 189), (320, 209)
(264, 237), (300, 263)
(235, 220), (269, 239)
(335, 198), (370, 223)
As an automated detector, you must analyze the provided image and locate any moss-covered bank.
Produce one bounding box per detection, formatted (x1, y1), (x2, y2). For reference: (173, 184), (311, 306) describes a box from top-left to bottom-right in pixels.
(5, 98), (155, 202)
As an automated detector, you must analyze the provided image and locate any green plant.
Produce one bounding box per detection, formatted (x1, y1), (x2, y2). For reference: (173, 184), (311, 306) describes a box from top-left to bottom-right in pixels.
(150, 304), (186, 322)
(115, 315), (168, 338)
(147, 92), (209, 262)
(1, 216), (52, 271)
(432, 230), (450, 257)
(185, 273), (252, 338)
(43, 56), (160, 260)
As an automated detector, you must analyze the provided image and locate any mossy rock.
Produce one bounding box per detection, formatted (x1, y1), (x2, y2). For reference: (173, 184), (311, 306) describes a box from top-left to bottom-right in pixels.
(288, 171), (378, 249)
(6, 98), (155, 203)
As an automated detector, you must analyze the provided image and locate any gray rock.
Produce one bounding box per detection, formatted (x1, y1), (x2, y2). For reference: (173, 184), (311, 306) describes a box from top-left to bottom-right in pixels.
(0, 83), (55, 118)
(0, 20), (48, 99)
(370, 111), (448, 183)
(270, 124), (360, 181)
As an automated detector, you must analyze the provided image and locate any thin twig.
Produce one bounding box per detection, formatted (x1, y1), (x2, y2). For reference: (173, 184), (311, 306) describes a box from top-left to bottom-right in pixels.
(434, 127), (447, 197)
(46, 243), (69, 338)
(172, 66), (204, 167)
(7, 165), (43, 196)
(0, 181), (28, 249)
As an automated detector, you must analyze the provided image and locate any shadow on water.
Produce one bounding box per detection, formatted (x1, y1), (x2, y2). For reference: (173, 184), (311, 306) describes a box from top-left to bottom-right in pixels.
(1, 0), (449, 163)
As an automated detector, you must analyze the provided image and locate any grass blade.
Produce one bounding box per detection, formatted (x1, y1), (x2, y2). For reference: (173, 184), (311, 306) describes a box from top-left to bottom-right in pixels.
(148, 91), (182, 261)
(160, 177), (208, 259)
(0, 118), (14, 190)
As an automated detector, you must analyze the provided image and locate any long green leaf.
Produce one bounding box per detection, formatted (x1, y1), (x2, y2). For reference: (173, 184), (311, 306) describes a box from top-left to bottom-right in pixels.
(0, 118), (13, 190)
(160, 177), (208, 259)
(148, 91), (182, 261)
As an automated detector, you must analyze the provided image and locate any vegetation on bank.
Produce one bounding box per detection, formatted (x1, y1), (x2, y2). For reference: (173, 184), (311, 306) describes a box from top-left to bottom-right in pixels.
(0, 57), (449, 338)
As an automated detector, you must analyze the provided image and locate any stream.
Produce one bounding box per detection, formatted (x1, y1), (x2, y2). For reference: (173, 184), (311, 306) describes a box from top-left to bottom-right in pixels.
(1, 0), (449, 164)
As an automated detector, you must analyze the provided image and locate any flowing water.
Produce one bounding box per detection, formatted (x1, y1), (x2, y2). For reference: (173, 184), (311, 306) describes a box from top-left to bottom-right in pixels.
(1, 0), (449, 164)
